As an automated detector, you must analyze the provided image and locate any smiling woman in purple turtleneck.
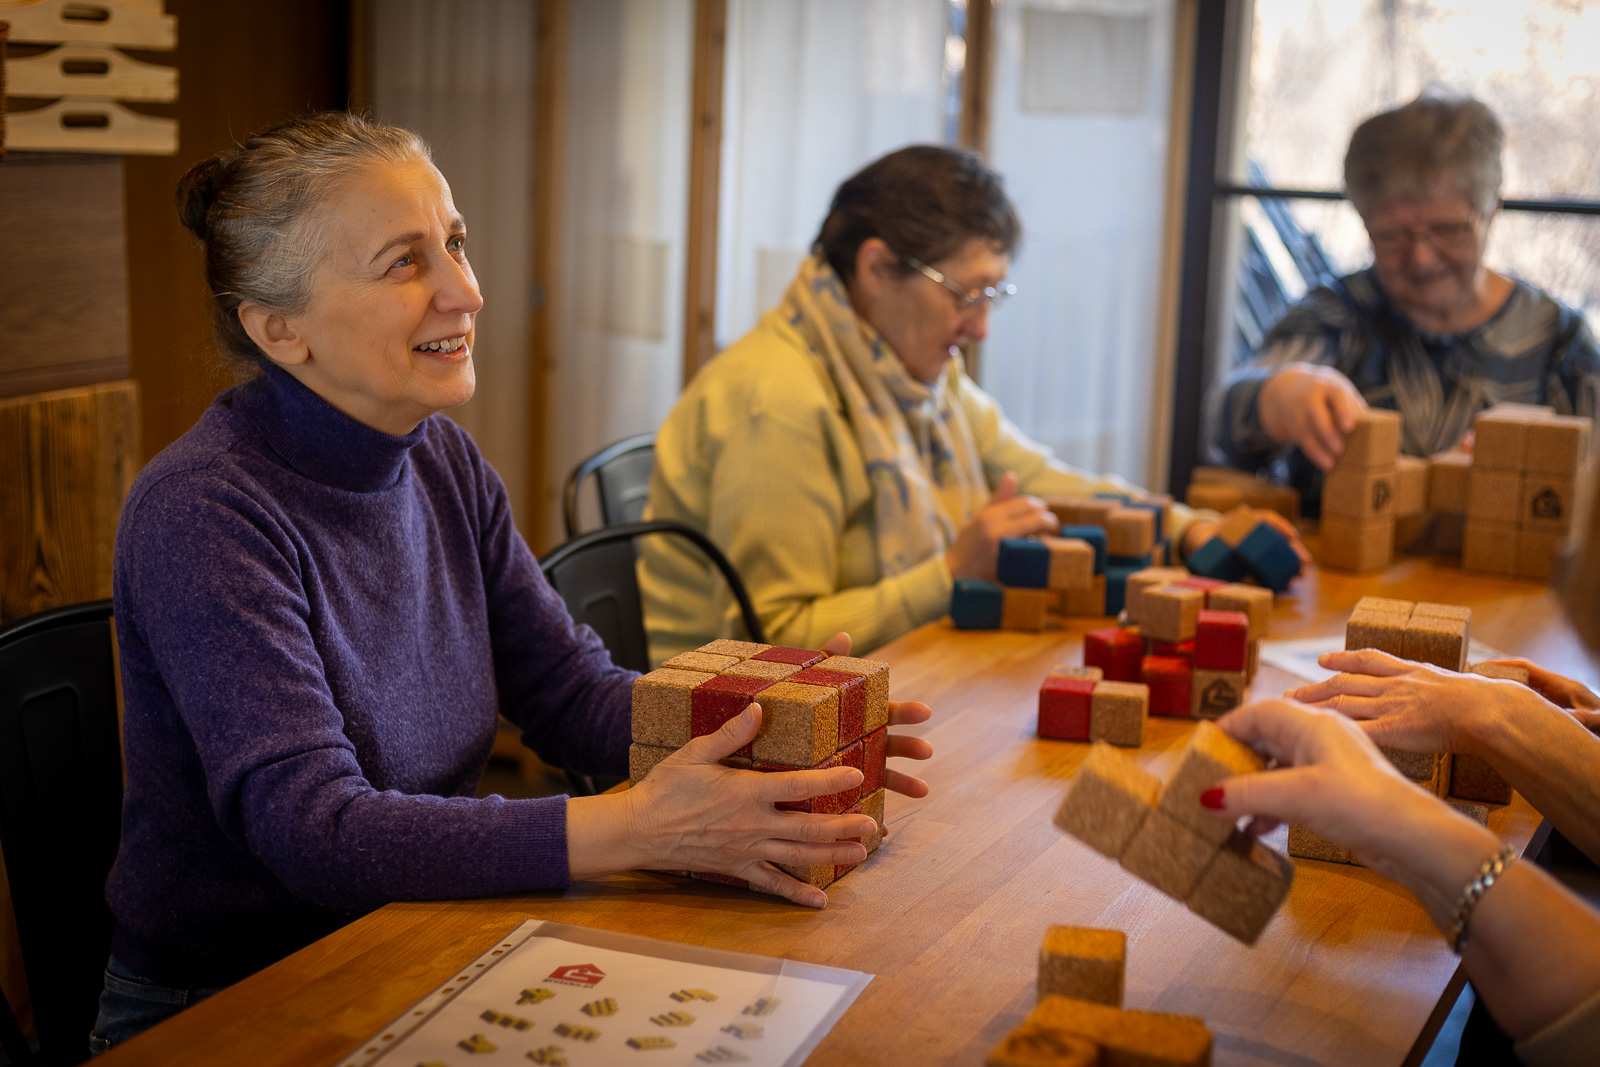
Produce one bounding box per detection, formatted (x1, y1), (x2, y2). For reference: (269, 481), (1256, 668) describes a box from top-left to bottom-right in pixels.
(93, 112), (931, 1055)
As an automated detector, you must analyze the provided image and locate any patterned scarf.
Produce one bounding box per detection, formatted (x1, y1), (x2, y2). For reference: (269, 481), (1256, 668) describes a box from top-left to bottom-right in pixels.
(778, 255), (990, 577)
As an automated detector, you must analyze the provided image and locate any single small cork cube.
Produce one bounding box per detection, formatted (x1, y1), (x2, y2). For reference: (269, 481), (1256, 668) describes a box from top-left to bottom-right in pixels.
(1209, 583), (1273, 640)
(1345, 610), (1409, 657)
(1089, 681), (1148, 747)
(1394, 454), (1428, 517)
(697, 639), (771, 660)
(1050, 664), (1104, 682)
(1379, 745), (1444, 781)
(1194, 609), (1248, 671)
(1141, 585), (1204, 643)
(821, 655), (891, 733)
(1525, 415), (1591, 476)
(1322, 466), (1397, 521)
(1027, 996), (1213, 1067)
(1428, 450), (1472, 513)
(1104, 508), (1156, 559)
(753, 646), (826, 668)
(1466, 467), (1522, 523)
(998, 538), (1052, 589)
(1046, 496), (1117, 529)
(1450, 753), (1512, 805)
(777, 863), (836, 890)
(1463, 520), (1519, 576)
(661, 650), (740, 673)
(1517, 528), (1564, 581)
(1059, 575), (1108, 616)
(750, 680), (839, 766)
(1412, 602), (1469, 623)
(724, 658), (804, 682)
(862, 726), (888, 795)
(1159, 719), (1266, 843)
(1521, 474), (1576, 533)
(1002, 586), (1051, 631)
(1470, 661), (1529, 684)
(1039, 675), (1097, 740)
(1120, 808), (1218, 899)
(1191, 669), (1247, 720)
(629, 742), (675, 783)
(1339, 408), (1402, 468)
(1052, 741), (1161, 859)
(1403, 614), (1467, 671)
(1037, 926), (1125, 1008)
(985, 1022), (1099, 1067)
(632, 668), (716, 747)
(790, 666), (867, 745)
(1288, 824), (1355, 865)
(690, 673), (775, 739)
(1058, 525), (1109, 574)
(835, 797), (884, 880)
(1319, 515), (1395, 573)
(1448, 799), (1491, 825)
(1084, 627), (1145, 682)
(1187, 830), (1295, 944)
(1042, 536), (1096, 591)
(1141, 656), (1193, 719)
(952, 578), (1005, 628)
(1473, 409), (1532, 470)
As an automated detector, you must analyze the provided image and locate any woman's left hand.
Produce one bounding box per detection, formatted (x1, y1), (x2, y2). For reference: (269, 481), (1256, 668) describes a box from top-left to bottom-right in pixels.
(1181, 510), (1311, 570)
(822, 633), (933, 804)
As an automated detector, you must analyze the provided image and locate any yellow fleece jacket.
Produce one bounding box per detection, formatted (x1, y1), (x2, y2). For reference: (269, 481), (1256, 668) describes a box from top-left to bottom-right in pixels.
(639, 305), (1202, 664)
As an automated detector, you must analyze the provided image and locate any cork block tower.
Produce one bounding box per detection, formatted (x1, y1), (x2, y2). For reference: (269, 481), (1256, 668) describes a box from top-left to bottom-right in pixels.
(630, 641), (889, 891)
(1319, 409), (1401, 572)
(1463, 405), (1591, 580)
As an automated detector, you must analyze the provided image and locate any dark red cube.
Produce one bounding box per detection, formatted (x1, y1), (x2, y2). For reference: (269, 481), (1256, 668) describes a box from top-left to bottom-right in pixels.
(1141, 655), (1193, 717)
(765, 752), (847, 813)
(1084, 627), (1144, 682)
(1038, 675), (1095, 740)
(788, 666), (866, 744)
(1195, 609), (1249, 671)
(690, 674), (774, 758)
(862, 726), (888, 795)
(752, 646), (827, 667)
(1147, 638), (1194, 662)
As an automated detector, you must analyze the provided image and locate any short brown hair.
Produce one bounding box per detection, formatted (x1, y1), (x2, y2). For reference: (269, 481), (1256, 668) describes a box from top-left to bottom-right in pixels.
(1344, 95), (1503, 218)
(813, 145), (1022, 283)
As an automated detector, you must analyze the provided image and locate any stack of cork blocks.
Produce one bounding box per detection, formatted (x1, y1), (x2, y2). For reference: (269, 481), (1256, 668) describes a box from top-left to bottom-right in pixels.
(1037, 664), (1149, 747)
(629, 640), (889, 891)
(1053, 726), (1295, 945)
(1319, 408), (1401, 572)
(1184, 464), (1300, 522)
(1427, 449), (1472, 554)
(1463, 405), (1591, 580)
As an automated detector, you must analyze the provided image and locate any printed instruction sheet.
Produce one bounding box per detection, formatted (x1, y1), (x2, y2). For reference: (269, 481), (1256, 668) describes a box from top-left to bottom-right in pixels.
(1259, 635), (1516, 685)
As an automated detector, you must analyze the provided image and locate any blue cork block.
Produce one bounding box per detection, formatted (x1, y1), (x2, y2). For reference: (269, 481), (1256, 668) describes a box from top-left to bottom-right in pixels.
(1187, 536), (1249, 582)
(1058, 525), (1108, 575)
(1126, 500), (1164, 540)
(1236, 523), (1301, 592)
(1108, 552), (1154, 570)
(951, 579), (1004, 629)
(1105, 562), (1140, 617)
(996, 538), (1050, 589)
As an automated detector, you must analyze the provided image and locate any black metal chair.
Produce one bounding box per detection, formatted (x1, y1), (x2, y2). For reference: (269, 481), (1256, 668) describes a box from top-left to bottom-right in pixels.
(0, 599), (121, 1067)
(562, 434), (656, 539)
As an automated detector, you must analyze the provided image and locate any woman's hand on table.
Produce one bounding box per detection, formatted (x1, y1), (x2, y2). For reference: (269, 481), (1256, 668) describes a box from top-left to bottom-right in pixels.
(1180, 510), (1311, 570)
(944, 471), (1058, 581)
(1476, 657), (1600, 713)
(1257, 362), (1368, 471)
(821, 632), (934, 804)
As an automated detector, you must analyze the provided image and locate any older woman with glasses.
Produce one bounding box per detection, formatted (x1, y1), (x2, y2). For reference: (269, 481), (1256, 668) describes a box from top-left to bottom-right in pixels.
(641, 145), (1272, 662)
(1211, 95), (1600, 502)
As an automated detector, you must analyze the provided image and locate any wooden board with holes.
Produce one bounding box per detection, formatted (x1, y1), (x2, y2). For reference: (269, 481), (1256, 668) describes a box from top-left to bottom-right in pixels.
(0, 0), (176, 50)
(4, 97), (177, 154)
(5, 43), (177, 100)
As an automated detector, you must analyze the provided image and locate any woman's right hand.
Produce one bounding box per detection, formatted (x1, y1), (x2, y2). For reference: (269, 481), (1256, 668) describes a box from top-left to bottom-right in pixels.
(1257, 362), (1367, 470)
(945, 471), (1058, 581)
(569, 705), (878, 908)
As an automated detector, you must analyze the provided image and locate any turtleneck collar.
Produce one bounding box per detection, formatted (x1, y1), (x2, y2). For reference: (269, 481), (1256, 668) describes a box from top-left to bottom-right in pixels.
(231, 363), (428, 493)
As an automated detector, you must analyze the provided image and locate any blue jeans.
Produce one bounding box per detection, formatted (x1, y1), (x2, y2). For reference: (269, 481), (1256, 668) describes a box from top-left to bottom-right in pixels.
(87, 955), (223, 1056)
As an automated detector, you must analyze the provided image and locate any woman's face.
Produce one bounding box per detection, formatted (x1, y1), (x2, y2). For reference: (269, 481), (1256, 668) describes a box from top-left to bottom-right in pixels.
(1364, 183), (1492, 326)
(851, 236), (1010, 384)
(263, 156), (483, 435)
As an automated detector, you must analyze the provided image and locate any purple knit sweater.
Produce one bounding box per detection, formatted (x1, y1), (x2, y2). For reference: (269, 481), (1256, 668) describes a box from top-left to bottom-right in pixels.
(107, 364), (634, 987)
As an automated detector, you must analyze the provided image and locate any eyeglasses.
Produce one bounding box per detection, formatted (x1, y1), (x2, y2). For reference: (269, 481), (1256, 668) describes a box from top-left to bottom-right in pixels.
(903, 255), (1017, 312)
(1368, 219), (1480, 257)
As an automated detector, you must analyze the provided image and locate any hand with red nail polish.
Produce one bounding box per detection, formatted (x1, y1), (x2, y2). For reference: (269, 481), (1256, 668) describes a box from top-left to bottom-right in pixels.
(1199, 786), (1225, 810)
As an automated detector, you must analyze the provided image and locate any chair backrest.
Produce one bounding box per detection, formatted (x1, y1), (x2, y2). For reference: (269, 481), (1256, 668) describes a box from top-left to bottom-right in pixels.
(539, 521), (766, 675)
(0, 600), (121, 1066)
(562, 434), (655, 539)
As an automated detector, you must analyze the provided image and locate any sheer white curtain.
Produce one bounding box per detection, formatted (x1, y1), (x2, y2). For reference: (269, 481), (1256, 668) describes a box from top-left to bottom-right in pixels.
(982, 0), (1177, 487)
(367, 0), (537, 524)
(715, 0), (951, 347)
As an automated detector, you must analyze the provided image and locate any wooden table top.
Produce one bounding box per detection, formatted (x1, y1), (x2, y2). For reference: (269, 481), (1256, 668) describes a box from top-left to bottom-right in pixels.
(101, 557), (1590, 1067)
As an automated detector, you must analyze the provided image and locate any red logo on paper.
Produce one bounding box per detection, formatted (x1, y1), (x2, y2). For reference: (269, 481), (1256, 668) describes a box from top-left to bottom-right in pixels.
(544, 963), (606, 987)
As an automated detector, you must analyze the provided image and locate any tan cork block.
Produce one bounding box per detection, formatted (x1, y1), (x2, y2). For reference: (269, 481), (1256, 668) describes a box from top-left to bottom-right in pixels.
(1470, 661), (1529, 684)
(1412, 602), (1470, 623)
(1450, 753), (1512, 805)
(985, 1022), (1099, 1067)
(1208, 583), (1272, 640)
(1525, 415), (1591, 476)
(1120, 809), (1218, 900)
(1051, 664), (1105, 682)
(1141, 585), (1204, 642)
(776, 863), (836, 890)
(1089, 681), (1148, 747)
(1186, 481), (1245, 514)
(1449, 799), (1490, 825)
(724, 658), (803, 682)
(1105, 507), (1156, 557)
(818, 655), (890, 733)
(750, 681), (839, 766)
(1026, 996), (1213, 1067)
(1403, 615), (1467, 671)
(1215, 506), (1262, 548)
(1046, 497), (1117, 528)
(1323, 466), (1396, 521)
(1037, 926), (1125, 1008)
(628, 742), (675, 783)
(1355, 596), (1415, 615)
(1186, 829), (1295, 945)
(1059, 575), (1107, 616)
(1473, 409), (1532, 470)
(1394, 455), (1428, 517)
(697, 639), (771, 660)
(1433, 511), (1466, 553)
(1041, 535), (1095, 591)
(632, 668), (716, 746)
(1125, 567), (1190, 625)
(1463, 520), (1518, 576)
(1002, 586), (1051, 631)
(1521, 473), (1576, 533)
(1338, 408), (1402, 468)
(1053, 741), (1161, 859)
(1158, 719), (1265, 843)
(1516, 528), (1563, 582)
(1427, 450), (1472, 513)
(1288, 824), (1355, 865)
(1422, 753), (1454, 798)
(1345, 610), (1409, 657)
(859, 786), (886, 832)
(1395, 512), (1434, 553)
(1379, 745), (1445, 781)
(1190, 669), (1247, 720)
(1466, 467), (1522, 523)
(1319, 515), (1394, 572)
(662, 650), (740, 673)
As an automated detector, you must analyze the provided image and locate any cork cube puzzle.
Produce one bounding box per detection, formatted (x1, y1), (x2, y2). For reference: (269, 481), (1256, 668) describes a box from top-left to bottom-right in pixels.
(630, 642), (890, 891)
(1462, 405), (1592, 579)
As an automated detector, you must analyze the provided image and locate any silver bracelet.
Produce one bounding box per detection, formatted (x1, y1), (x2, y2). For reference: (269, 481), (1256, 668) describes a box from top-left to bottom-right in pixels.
(1446, 844), (1517, 954)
